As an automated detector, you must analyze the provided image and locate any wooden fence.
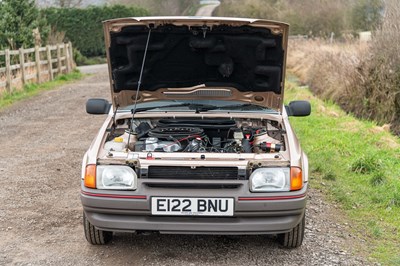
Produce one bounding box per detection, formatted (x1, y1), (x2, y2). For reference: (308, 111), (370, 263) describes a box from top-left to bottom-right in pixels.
(0, 42), (74, 94)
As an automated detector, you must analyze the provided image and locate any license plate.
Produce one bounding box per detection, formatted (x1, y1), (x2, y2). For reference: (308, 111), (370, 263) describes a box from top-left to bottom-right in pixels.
(151, 197), (234, 216)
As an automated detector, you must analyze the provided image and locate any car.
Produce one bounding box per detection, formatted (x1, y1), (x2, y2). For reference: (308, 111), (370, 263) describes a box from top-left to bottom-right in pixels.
(81, 17), (311, 248)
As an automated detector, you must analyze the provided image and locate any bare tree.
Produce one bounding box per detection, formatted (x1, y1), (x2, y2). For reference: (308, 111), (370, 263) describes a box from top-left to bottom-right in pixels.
(56, 0), (83, 7)
(36, 0), (84, 7)
(108, 0), (198, 16)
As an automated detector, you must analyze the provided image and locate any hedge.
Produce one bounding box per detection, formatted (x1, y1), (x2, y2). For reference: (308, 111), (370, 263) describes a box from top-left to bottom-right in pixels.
(43, 5), (149, 57)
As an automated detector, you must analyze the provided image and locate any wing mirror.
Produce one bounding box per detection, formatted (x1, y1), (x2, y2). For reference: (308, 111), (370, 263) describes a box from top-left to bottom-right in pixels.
(86, 98), (111, 115)
(286, 100), (311, 117)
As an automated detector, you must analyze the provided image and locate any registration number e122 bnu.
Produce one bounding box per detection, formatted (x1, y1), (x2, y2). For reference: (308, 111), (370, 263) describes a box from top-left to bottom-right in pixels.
(151, 197), (234, 216)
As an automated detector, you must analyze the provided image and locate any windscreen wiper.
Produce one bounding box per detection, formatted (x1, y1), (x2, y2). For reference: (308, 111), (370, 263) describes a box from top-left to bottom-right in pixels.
(133, 103), (215, 113)
(196, 103), (266, 112)
(133, 103), (270, 113)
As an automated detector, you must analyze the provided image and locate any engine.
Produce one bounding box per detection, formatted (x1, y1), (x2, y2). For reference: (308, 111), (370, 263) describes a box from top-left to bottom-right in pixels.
(105, 118), (284, 154)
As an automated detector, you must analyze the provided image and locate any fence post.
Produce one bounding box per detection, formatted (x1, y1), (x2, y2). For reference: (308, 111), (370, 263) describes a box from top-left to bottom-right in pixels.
(5, 49), (11, 93)
(68, 42), (74, 70)
(65, 43), (71, 73)
(46, 45), (53, 81)
(19, 48), (26, 86)
(56, 44), (61, 75)
(35, 45), (41, 83)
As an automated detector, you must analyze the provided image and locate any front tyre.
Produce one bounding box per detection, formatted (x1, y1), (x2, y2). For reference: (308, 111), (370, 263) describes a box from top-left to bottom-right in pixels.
(277, 212), (305, 248)
(83, 212), (113, 245)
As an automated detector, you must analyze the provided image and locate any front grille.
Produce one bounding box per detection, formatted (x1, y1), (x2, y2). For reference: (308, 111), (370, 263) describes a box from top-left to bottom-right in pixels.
(146, 183), (241, 189)
(147, 166), (240, 180)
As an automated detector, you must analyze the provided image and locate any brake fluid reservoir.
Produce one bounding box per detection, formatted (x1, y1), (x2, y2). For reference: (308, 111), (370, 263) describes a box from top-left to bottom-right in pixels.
(145, 137), (158, 151)
(104, 137), (126, 152)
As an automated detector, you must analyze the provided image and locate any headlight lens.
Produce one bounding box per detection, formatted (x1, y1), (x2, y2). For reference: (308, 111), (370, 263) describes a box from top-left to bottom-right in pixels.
(96, 165), (137, 190)
(250, 168), (290, 192)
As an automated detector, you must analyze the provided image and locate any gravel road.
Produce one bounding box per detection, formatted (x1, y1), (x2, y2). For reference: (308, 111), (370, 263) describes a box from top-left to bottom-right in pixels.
(77, 64), (108, 74)
(195, 2), (220, 16)
(0, 67), (373, 265)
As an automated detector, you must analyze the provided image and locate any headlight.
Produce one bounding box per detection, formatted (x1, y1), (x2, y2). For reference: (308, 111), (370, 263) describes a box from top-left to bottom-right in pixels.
(96, 165), (137, 190)
(250, 168), (290, 192)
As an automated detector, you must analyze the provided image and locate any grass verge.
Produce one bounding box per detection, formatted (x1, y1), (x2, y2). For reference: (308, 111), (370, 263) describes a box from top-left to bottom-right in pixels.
(285, 76), (400, 265)
(185, 2), (200, 15)
(0, 69), (83, 110)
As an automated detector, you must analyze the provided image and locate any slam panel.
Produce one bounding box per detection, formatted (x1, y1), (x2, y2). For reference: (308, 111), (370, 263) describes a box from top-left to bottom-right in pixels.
(109, 24), (284, 94)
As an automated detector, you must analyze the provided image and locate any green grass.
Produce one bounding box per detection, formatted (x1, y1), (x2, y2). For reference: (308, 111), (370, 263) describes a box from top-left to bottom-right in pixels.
(0, 69), (83, 109)
(75, 55), (107, 66)
(79, 56), (106, 66)
(285, 80), (400, 265)
(185, 3), (201, 15)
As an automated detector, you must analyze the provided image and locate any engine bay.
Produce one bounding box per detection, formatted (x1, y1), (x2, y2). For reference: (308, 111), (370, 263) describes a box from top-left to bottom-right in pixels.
(105, 117), (285, 154)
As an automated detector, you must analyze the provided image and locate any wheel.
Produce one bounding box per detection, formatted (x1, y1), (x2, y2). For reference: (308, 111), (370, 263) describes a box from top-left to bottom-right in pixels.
(277, 212), (305, 248)
(83, 212), (113, 245)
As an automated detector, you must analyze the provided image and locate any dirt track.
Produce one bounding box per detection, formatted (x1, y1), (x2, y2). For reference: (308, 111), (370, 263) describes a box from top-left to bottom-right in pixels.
(0, 67), (372, 265)
(195, 2), (220, 16)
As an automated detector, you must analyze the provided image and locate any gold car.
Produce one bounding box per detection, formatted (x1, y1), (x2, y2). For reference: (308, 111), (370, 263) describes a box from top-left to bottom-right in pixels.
(81, 17), (311, 248)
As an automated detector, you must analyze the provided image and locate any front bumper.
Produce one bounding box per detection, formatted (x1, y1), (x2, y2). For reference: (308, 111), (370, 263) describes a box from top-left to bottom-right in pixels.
(81, 181), (307, 235)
